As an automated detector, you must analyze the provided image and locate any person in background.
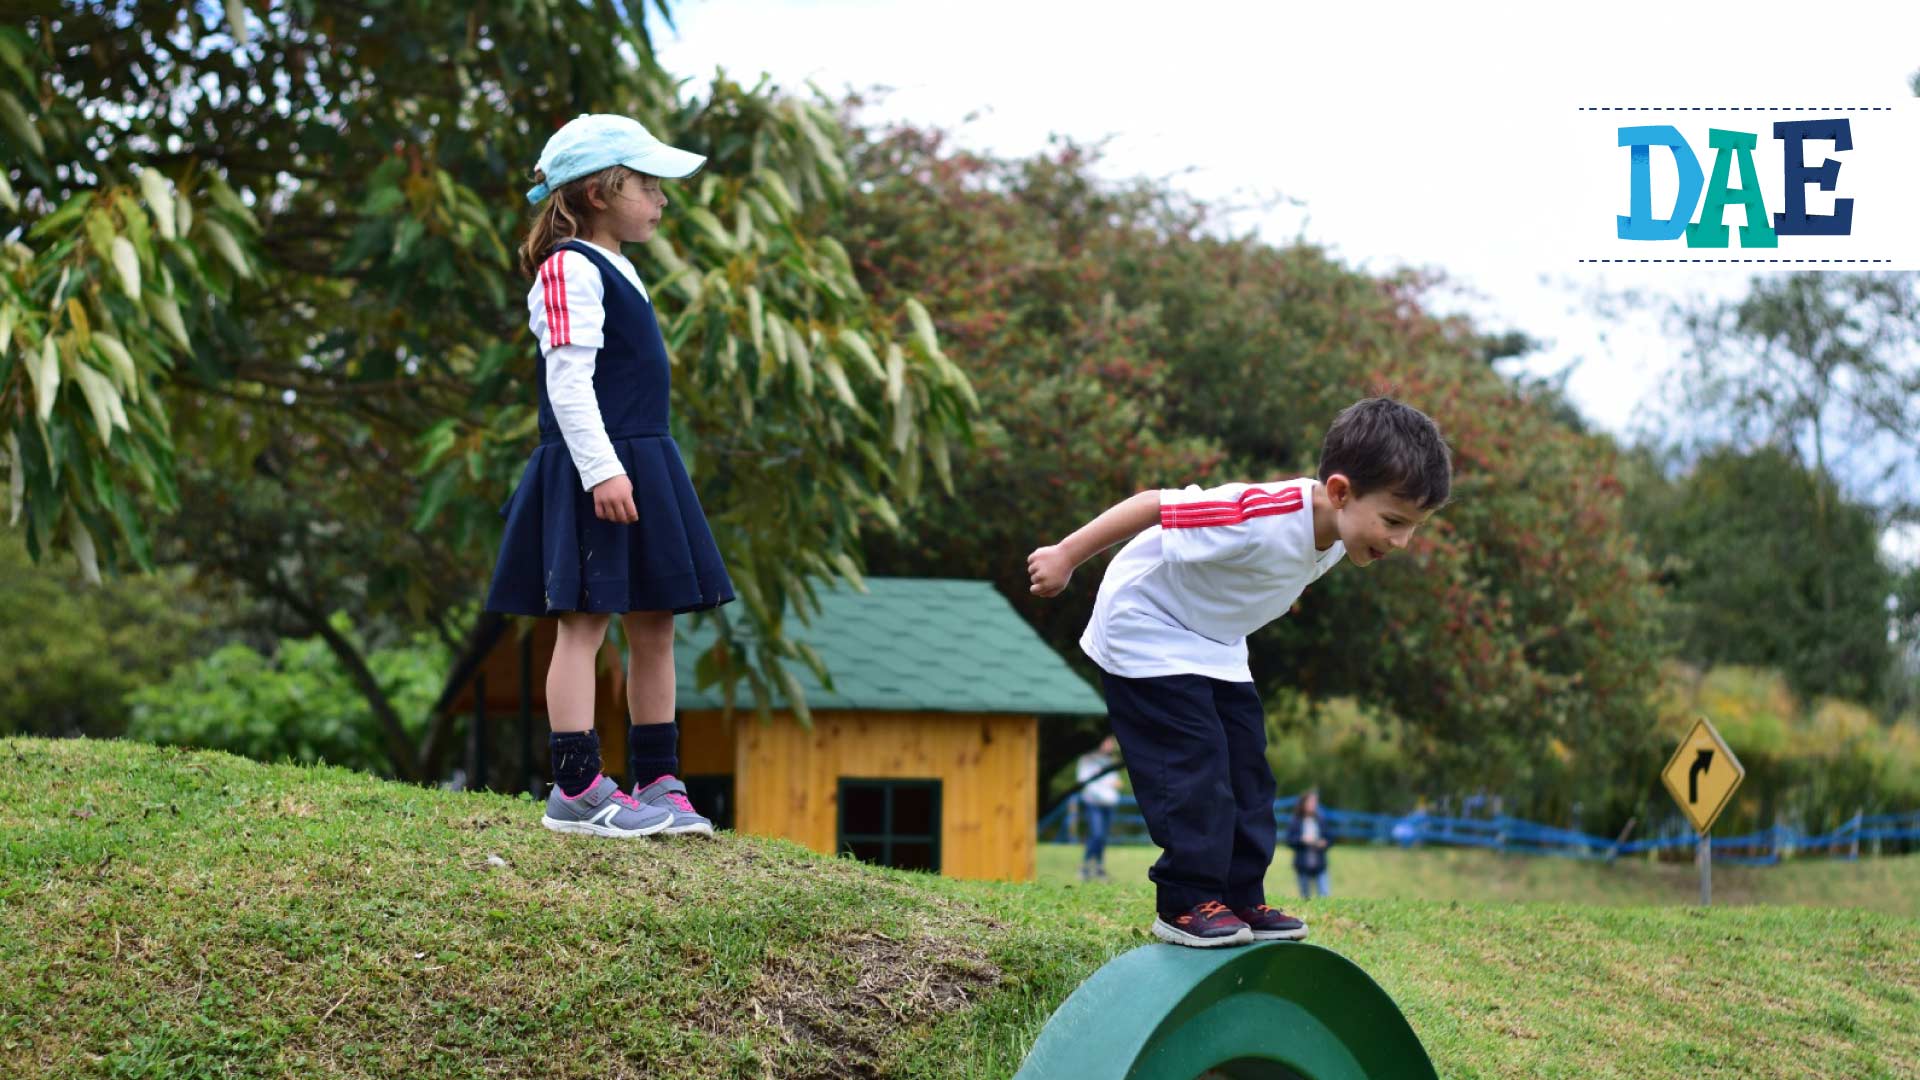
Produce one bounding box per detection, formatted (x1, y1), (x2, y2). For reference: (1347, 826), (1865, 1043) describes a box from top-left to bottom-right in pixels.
(1286, 788), (1332, 899)
(1076, 735), (1123, 881)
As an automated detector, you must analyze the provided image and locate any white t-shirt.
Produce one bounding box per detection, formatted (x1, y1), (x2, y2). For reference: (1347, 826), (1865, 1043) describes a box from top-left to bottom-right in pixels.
(1079, 478), (1346, 682)
(525, 240), (654, 491)
(1076, 752), (1123, 806)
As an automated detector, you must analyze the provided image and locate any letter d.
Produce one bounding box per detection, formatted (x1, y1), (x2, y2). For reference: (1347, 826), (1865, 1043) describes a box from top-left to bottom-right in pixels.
(1617, 125), (1705, 241)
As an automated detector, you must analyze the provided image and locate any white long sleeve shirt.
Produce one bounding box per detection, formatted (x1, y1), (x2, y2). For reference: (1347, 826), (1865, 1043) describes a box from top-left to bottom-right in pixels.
(526, 240), (654, 491)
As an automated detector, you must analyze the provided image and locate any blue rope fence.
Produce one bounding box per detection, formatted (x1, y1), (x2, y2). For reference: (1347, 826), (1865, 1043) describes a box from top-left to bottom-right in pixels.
(1038, 797), (1920, 866)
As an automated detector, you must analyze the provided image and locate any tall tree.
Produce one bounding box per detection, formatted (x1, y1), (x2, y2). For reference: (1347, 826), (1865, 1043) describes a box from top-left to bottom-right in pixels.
(1625, 445), (1896, 704)
(1, 4), (972, 779)
(1677, 273), (1919, 524)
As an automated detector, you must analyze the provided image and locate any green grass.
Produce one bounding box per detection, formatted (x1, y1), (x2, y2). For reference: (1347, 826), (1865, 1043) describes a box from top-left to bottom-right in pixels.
(1037, 841), (1920, 917)
(4, 736), (1916, 1079)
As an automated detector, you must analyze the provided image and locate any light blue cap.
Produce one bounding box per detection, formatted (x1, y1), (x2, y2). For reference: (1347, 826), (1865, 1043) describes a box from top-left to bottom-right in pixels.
(526, 114), (706, 204)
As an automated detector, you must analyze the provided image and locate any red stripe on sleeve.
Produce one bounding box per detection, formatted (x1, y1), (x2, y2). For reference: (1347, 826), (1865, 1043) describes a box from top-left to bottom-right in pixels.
(541, 255), (571, 347)
(1160, 486), (1304, 529)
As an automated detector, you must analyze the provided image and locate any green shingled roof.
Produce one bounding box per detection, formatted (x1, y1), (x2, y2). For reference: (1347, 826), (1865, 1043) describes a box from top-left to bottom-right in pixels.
(671, 578), (1105, 717)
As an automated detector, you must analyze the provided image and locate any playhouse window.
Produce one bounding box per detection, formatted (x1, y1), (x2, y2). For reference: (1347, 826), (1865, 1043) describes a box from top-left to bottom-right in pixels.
(837, 778), (942, 872)
(681, 775), (734, 831)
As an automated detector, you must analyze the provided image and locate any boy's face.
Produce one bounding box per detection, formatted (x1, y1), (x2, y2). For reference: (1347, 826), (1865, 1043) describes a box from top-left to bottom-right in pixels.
(1327, 475), (1434, 567)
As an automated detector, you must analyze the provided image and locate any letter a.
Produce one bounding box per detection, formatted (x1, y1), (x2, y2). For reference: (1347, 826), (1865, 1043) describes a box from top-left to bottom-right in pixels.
(1618, 126), (1704, 241)
(1687, 129), (1778, 248)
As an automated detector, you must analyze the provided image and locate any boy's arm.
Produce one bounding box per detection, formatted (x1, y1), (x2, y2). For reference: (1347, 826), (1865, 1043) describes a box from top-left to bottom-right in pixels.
(1027, 490), (1162, 597)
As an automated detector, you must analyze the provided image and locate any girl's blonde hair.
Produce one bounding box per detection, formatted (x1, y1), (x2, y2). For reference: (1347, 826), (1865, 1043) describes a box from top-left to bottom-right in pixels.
(516, 165), (640, 277)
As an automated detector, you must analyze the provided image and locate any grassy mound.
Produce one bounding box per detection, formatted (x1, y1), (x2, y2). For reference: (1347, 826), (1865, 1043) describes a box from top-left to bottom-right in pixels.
(4, 737), (1916, 1079)
(0, 737), (1113, 1079)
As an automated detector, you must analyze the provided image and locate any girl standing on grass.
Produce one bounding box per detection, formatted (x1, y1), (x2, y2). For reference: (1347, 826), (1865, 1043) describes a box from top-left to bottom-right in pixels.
(484, 114), (733, 837)
(1286, 789), (1332, 899)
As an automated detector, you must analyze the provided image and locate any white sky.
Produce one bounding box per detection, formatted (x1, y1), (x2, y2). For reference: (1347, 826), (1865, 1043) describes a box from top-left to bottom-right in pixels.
(656, 0), (1920, 564)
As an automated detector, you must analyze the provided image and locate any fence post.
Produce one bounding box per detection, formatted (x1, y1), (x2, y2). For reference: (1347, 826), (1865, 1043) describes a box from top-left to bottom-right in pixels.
(1605, 817), (1637, 863)
(1697, 832), (1711, 906)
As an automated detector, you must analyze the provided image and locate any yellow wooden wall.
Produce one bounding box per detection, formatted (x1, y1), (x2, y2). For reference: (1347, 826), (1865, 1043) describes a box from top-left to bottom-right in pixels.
(680, 709), (1037, 882)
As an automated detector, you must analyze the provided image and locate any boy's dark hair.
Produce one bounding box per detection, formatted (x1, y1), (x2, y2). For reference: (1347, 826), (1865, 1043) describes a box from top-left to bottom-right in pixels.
(1317, 397), (1452, 509)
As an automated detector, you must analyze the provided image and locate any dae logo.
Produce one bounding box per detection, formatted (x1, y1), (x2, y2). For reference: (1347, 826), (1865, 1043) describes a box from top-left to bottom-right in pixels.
(1617, 120), (1851, 247)
(1570, 104), (1920, 268)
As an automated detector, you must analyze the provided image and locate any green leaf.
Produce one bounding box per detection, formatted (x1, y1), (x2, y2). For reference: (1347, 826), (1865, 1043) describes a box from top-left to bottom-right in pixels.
(784, 319), (813, 396)
(6, 431), (20, 527)
(903, 297), (942, 361)
(745, 284), (763, 355)
(410, 469), (457, 531)
(414, 418), (459, 474)
(926, 425), (952, 494)
(138, 169), (177, 241)
(0, 29), (36, 94)
(773, 657), (811, 727)
(733, 201), (754, 250)
(646, 234), (688, 274)
(111, 237), (142, 299)
(836, 328), (885, 381)
(0, 90), (43, 158)
(29, 192), (92, 241)
(820, 358), (862, 414)
(754, 169), (798, 215)
(883, 342), (905, 406)
(72, 364), (126, 442)
(205, 176), (258, 230)
(224, 0), (250, 46)
(92, 335), (138, 398)
(829, 551), (865, 592)
(68, 513), (101, 586)
(144, 291), (190, 351)
(26, 333), (58, 422)
(202, 220), (252, 279)
(113, 192), (153, 266)
(391, 217), (425, 259)
(683, 207), (733, 252)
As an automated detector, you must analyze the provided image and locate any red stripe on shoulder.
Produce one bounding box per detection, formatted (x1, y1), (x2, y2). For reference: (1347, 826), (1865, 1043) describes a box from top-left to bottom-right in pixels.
(1160, 486), (1304, 529)
(539, 253), (573, 346)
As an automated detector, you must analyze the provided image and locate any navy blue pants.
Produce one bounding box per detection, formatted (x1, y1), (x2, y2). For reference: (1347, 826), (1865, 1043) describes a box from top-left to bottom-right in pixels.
(1102, 672), (1274, 914)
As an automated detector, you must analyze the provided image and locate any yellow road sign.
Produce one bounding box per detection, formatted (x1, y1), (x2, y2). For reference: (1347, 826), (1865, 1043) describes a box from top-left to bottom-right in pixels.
(1661, 717), (1745, 834)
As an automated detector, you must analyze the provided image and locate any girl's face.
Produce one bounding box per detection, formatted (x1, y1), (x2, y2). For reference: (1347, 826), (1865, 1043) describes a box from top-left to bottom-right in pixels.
(590, 174), (669, 245)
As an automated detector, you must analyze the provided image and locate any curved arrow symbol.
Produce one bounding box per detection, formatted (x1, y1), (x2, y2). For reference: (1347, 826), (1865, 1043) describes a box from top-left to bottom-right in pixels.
(1689, 748), (1714, 804)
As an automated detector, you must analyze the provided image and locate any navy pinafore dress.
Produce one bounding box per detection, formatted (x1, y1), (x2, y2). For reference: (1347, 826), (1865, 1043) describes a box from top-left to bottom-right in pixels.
(484, 240), (734, 616)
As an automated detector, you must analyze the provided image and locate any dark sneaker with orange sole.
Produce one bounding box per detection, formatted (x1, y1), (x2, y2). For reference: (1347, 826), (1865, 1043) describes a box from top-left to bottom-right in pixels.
(1234, 904), (1309, 941)
(1151, 900), (1253, 948)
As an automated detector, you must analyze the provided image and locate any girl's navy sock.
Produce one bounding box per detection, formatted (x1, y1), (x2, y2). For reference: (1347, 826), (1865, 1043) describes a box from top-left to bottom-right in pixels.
(549, 730), (602, 798)
(627, 720), (679, 787)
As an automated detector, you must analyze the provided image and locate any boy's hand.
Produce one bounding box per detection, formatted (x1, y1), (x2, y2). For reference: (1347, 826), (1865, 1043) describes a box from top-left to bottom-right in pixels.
(1027, 545), (1073, 597)
(592, 474), (638, 523)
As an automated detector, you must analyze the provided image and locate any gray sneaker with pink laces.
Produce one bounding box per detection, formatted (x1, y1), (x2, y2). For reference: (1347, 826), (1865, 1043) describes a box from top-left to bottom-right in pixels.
(540, 774), (672, 837)
(632, 775), (714, 836)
